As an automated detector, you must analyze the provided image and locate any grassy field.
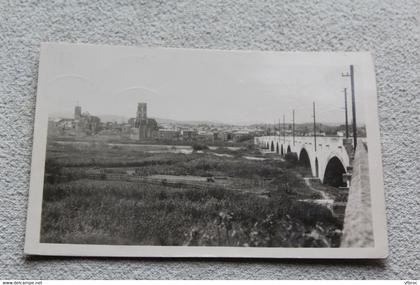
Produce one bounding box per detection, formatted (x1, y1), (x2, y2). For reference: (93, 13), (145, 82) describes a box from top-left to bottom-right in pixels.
(41, 139), (343, 247)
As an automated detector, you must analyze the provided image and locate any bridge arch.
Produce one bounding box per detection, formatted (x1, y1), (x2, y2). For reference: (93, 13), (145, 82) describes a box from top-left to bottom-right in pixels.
(298, 148), (312, 176)
(323, 156), (346, 187)
(256, 136), (350, 185)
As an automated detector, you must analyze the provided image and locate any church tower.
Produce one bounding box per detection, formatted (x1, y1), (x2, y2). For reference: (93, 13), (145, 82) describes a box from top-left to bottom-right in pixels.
(136, 103), (147, 120)
(136, 103), (149, 139)
(74, 105), (82, 120)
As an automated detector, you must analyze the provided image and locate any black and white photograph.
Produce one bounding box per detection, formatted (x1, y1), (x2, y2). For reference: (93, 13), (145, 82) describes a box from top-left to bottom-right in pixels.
(24, 43), (387, 258)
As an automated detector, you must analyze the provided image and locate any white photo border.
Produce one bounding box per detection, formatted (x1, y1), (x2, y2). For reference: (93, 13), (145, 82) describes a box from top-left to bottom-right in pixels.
(24, 43), (388, 258)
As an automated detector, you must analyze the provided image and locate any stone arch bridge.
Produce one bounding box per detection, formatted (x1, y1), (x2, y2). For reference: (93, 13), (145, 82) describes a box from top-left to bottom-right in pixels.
(254, 136), (354, 187)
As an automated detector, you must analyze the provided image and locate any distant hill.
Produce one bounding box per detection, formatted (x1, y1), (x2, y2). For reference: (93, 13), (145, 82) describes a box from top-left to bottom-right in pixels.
(154, 117), (230, 126)
(49, 112), (128, 123)
(49, 112), (73, 120)
(49, 112), (350, 128)
(96, 115), (128, 123)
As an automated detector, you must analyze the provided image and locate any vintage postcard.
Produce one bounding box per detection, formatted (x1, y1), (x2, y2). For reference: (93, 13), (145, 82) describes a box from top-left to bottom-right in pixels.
(24, 43), (388, 258)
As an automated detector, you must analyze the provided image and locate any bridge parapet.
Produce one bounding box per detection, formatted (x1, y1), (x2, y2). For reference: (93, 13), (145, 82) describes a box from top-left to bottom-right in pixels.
(341, 140), (373, 247)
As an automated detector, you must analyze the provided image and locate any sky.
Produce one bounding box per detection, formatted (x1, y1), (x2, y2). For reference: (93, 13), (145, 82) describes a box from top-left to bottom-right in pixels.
(43, 44), (366, 125)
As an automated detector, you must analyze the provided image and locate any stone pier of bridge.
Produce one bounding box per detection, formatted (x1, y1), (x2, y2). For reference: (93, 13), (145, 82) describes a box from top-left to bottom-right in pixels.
(254, 135), (373, 247)
(254, 135), (354, 186)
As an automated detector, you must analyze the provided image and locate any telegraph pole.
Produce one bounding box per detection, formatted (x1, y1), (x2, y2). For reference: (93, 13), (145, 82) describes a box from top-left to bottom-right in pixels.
(343, 88), (349, 139)
(342, 65), (357, 149)
(274, 121), (276, 136)
(283, 114), (286, 144)
(313, 102), (317, 152)
(350, 65), (357, 148)
(292, 109), (295, 146)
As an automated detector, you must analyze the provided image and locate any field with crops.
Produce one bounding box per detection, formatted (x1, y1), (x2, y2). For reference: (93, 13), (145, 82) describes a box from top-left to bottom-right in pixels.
(40, 139), (343, 247)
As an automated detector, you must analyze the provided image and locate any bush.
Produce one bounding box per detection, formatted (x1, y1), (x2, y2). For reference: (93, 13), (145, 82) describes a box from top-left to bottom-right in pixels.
(290, 201), (340, 227)
(41, 139), (343, 247)
(192, 143), (209, 151)
(285, 152), (298, 162)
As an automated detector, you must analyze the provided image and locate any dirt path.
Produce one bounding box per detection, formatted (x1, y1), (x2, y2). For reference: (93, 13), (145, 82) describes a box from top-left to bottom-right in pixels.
(303, 178), (330, 200)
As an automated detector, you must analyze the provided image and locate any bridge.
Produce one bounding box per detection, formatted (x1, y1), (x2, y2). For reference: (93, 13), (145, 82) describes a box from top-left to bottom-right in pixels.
(254, 135), (354, 187)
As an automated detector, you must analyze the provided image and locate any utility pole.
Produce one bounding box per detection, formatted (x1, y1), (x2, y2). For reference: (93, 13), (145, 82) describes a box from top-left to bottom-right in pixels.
(343, 88), (349, 139)
(283, 114), (286, 144)
(350, 65), (357, 149)
(273, 122), (275, 135)
(292, 109), (295, 146)
(342, 65), (357, 149)
(313, 102), (317, 152)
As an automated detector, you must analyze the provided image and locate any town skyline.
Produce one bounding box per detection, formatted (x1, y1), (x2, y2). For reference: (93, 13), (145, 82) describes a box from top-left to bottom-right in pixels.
(43, 47), (366, 126)
(49, 106), (361, 127)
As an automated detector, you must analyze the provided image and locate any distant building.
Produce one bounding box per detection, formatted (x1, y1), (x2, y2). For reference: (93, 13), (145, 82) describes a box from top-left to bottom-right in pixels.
(74, 105), (101, 135)
(133, 103), (158, 140)
(127, 117), (136, 127)
(48, 105), (101, 137)
(136, 103), (148, 139)
(181, 129), (197, 140)
(104, 121), (117, 130)
(57, 118), (76, 130)
(121, 124), (132, 133)
(197, 131), (215, 142)
(222, 132), (233, 142)
(157, 129), (180, 140)
(232, 130), (252, 142)
(213, 132), (220, 141)
(74, 105), (82, 119)
(306, 131), (326, 137)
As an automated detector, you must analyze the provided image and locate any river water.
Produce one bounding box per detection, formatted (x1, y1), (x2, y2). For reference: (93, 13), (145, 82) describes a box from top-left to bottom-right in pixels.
(53, 140), (241, 154)
(51, 140), (271, 161)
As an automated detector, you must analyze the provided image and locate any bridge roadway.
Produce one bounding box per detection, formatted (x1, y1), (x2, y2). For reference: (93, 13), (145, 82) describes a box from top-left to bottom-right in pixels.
(254, 135), (352, 186)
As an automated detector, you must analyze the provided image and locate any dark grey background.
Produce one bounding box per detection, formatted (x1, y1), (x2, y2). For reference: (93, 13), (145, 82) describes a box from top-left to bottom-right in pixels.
(0, 0), (419, 279)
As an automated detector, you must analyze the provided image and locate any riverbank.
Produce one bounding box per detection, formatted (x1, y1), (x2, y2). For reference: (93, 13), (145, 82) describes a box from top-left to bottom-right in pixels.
(41, 139), (343, 247)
